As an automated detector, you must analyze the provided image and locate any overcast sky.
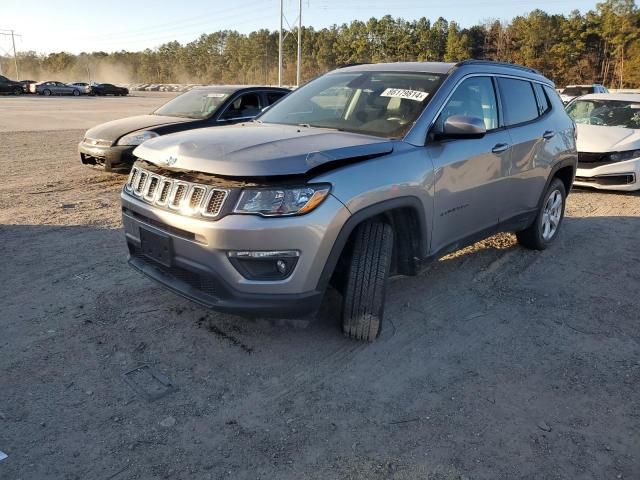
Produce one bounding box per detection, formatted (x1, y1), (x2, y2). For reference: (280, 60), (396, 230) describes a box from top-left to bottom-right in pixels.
(1, 0), (599, 55)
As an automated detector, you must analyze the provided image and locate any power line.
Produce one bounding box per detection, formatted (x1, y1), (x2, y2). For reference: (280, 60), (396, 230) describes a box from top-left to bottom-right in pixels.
(0, 29), (21, 78)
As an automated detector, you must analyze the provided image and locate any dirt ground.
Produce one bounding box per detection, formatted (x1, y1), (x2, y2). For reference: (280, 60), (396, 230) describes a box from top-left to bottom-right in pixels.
(0, 95), (639, 480)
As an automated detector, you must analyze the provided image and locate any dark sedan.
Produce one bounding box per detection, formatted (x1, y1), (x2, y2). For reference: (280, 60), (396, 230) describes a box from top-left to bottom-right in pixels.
(0, 75), (23, 95)
(79, 85), (290, 172)
(91, 83), (129, 96)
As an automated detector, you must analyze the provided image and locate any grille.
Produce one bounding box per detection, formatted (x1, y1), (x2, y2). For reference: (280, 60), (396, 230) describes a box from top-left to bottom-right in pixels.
(203, 190), (227, 217)
(170, 184), (188, 208)
(124, 164), (229, 219)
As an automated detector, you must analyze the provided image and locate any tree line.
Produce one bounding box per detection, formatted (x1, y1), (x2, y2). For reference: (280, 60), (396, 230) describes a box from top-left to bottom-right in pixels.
(2, 0), (639, 88)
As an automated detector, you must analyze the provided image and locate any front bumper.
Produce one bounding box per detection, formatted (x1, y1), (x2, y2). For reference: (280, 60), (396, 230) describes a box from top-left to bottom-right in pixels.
(121, 189), (350, 317)
(574, 156), (640, 191)
(78, 142), (136, 173)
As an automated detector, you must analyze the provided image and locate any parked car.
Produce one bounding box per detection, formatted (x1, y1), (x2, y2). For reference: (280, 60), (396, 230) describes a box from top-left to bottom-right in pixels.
(19, 79), (37, 93)
(566, 93), (640, 191)
(560, 84), (608, 104)
(91, 83), (129, 96)
(79, 85), (290, 172)
(0, 75), (23, 95)
(120, 60), (577, 341)
(67, 82), (92, 94)
(36, 81), (82, 96)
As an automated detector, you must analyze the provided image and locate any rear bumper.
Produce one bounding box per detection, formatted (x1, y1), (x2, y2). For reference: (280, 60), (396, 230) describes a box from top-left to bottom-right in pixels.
(79, 142), (135, 173)
(575, 157), (640, 191)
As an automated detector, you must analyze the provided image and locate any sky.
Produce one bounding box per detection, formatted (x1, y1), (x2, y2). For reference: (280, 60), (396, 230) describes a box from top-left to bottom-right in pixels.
(1, 0), (600, 55)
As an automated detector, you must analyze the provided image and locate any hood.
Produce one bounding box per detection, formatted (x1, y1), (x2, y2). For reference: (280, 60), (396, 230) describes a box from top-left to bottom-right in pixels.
(84, 114), (194, 142)
(576, 124), (640, 153)
(133, 123), (395, 177)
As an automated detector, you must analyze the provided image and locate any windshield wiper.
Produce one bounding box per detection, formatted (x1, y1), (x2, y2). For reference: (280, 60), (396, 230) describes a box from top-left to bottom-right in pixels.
(297, 123), (344, 131)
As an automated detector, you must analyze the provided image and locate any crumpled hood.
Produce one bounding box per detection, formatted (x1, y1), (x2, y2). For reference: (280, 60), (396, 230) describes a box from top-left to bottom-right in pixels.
(84, 114), (194, 142)
(577, 124), (640, 153)
(133, 123), (394, 176)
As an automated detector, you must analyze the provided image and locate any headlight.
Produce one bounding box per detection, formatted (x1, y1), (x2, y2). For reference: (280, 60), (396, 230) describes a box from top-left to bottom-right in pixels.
(117, 131), (159, 146)
(609, 150), (640, 162)
(234, 185), (331, 216)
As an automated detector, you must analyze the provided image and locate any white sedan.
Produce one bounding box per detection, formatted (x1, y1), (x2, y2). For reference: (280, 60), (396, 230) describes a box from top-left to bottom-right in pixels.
(566, 93), (640, 191)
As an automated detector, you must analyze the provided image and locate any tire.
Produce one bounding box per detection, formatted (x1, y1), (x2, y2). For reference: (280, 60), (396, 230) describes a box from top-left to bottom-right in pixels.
(12, 86), (22, 95)
(73, 89), (80, 96)
(517, 178), (566, 250)
(341, 220), (394, 342)
(43, 89), (51, 96)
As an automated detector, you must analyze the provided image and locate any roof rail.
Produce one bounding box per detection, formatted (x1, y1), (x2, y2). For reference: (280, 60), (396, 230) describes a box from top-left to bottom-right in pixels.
(455, 60), (541, 75)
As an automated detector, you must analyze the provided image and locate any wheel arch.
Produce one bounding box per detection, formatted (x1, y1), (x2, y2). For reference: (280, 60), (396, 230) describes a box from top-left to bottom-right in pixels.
(316, 196), (428, 292)
(537, 159), (575, 210)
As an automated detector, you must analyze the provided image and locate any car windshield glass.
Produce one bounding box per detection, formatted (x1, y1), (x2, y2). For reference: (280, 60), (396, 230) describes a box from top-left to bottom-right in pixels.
(154, 90), (230, 119)
(258, 71), (444, 138)
(563, 86), (594, 96)
(566, 99), (640, 129)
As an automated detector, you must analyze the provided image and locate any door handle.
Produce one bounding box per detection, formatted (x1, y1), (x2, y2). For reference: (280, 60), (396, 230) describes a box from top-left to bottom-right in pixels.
(542, 130), (556, 140)
(491, 143), (510, 154)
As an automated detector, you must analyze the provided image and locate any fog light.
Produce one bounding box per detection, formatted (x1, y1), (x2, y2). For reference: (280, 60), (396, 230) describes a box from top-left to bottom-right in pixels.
(228, 250), (300, 280)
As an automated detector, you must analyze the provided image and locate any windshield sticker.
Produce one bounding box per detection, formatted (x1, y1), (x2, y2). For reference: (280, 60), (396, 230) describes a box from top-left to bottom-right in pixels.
(381, 88), (428, 102)
(206, 93), (226, 98)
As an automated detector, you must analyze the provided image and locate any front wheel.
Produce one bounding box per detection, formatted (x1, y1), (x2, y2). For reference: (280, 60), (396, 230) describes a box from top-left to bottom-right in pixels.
(43, 89), (51, 96)
(12, 87), (22, 95)
(72, 89), (80, 96)
(517, 178), (566, 250)
(341, 220), (394, 342)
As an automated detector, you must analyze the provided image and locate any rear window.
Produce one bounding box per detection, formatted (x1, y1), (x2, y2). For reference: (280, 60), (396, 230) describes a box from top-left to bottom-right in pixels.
(497, 78), (539, 126)
(563, 86), (594, 96)
(533, 83), (551, 115)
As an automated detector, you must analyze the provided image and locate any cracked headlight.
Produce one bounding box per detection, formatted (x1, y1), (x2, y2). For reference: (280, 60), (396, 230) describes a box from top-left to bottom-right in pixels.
(117, 131), (159, 146)
(234, 185), (331, 216)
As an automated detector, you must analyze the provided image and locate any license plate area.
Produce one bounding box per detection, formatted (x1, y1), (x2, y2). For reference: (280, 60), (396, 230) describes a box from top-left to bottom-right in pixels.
(140, 228), (172, 267)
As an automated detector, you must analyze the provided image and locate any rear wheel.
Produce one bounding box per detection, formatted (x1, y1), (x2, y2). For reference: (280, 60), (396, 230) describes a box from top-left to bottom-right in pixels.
(72, 89), (80, 96)
(341, 220), (393, 342)
(43, 89), (51, 96)
(12, 86), (22, 95)
(517, 178), (566, 250)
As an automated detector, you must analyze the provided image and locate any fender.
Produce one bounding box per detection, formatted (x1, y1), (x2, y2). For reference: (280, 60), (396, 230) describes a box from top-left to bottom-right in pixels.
(537, 158), (576, 210)
(316, 196), (428, 292)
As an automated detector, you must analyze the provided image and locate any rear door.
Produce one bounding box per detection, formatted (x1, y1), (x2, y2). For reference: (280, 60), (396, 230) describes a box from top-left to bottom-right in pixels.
(427, 75), (511, 254)
(495, 77), (553, 220)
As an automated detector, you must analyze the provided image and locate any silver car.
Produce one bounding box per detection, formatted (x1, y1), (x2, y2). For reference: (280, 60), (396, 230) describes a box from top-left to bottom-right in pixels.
(36, 81), (82, 96)
(121, 61), (577, 341)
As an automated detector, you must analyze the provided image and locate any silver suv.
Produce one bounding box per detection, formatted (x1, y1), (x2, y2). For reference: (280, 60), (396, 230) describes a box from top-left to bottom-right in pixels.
(121, 61), (577, 341)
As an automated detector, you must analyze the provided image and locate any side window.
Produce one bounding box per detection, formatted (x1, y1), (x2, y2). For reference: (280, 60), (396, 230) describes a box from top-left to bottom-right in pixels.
(533, 83), (551, 116)
(222, 93), (262, 119)
(266, 92), (287, 105)
(497, 78), (539, 126)
(543, 85), (565, 111)
(435, 76), (498, 132)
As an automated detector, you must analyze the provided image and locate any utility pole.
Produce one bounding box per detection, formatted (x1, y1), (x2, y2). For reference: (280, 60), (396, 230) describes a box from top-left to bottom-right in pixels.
(0, 30), (21, 79)
(297, 0), (302, 87)
(278, 0), (303, 87)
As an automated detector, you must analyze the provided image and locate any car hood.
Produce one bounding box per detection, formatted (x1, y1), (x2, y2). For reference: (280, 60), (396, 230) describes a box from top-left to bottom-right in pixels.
(133, 123), (395, 176)
(84, 114), (195, 142)
(576, 124), (640, 153)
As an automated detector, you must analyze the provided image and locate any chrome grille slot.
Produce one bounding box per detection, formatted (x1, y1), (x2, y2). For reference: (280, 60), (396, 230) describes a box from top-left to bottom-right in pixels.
(124, 164), (229, 219)
(170, 183), (188, 209)
(135, 171), (148, 195)
(203, 190), (228, 217)
(144, 176), (160, 201)
(157, 180), (172, 205)
(189, 187), (206, 209)
(128, 168), (139, 190)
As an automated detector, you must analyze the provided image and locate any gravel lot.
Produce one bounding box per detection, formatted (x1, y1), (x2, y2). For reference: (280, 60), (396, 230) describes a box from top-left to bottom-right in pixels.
(1, 95), (639, 480)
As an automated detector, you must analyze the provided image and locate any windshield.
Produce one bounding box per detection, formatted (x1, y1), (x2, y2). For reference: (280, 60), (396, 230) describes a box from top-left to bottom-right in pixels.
(567, 99), (640, 129)
(154, 89), (229, 119)
(563, 86), (594, 97)
(259, 71), (444, 138)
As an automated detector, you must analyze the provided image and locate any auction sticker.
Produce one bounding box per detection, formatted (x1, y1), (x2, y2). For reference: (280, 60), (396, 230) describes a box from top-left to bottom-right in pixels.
(381, 88), (428, 102)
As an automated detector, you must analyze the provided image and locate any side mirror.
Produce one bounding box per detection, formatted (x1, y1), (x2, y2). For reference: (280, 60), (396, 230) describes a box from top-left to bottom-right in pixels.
(435, 115), (486, 140)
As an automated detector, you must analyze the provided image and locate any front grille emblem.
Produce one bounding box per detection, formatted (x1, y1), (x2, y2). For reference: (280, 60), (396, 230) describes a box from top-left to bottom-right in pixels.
(162, 155), (178, 167)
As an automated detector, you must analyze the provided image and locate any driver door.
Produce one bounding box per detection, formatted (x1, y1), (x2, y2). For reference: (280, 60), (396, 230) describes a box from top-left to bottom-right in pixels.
(427, 76), (511, 254)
